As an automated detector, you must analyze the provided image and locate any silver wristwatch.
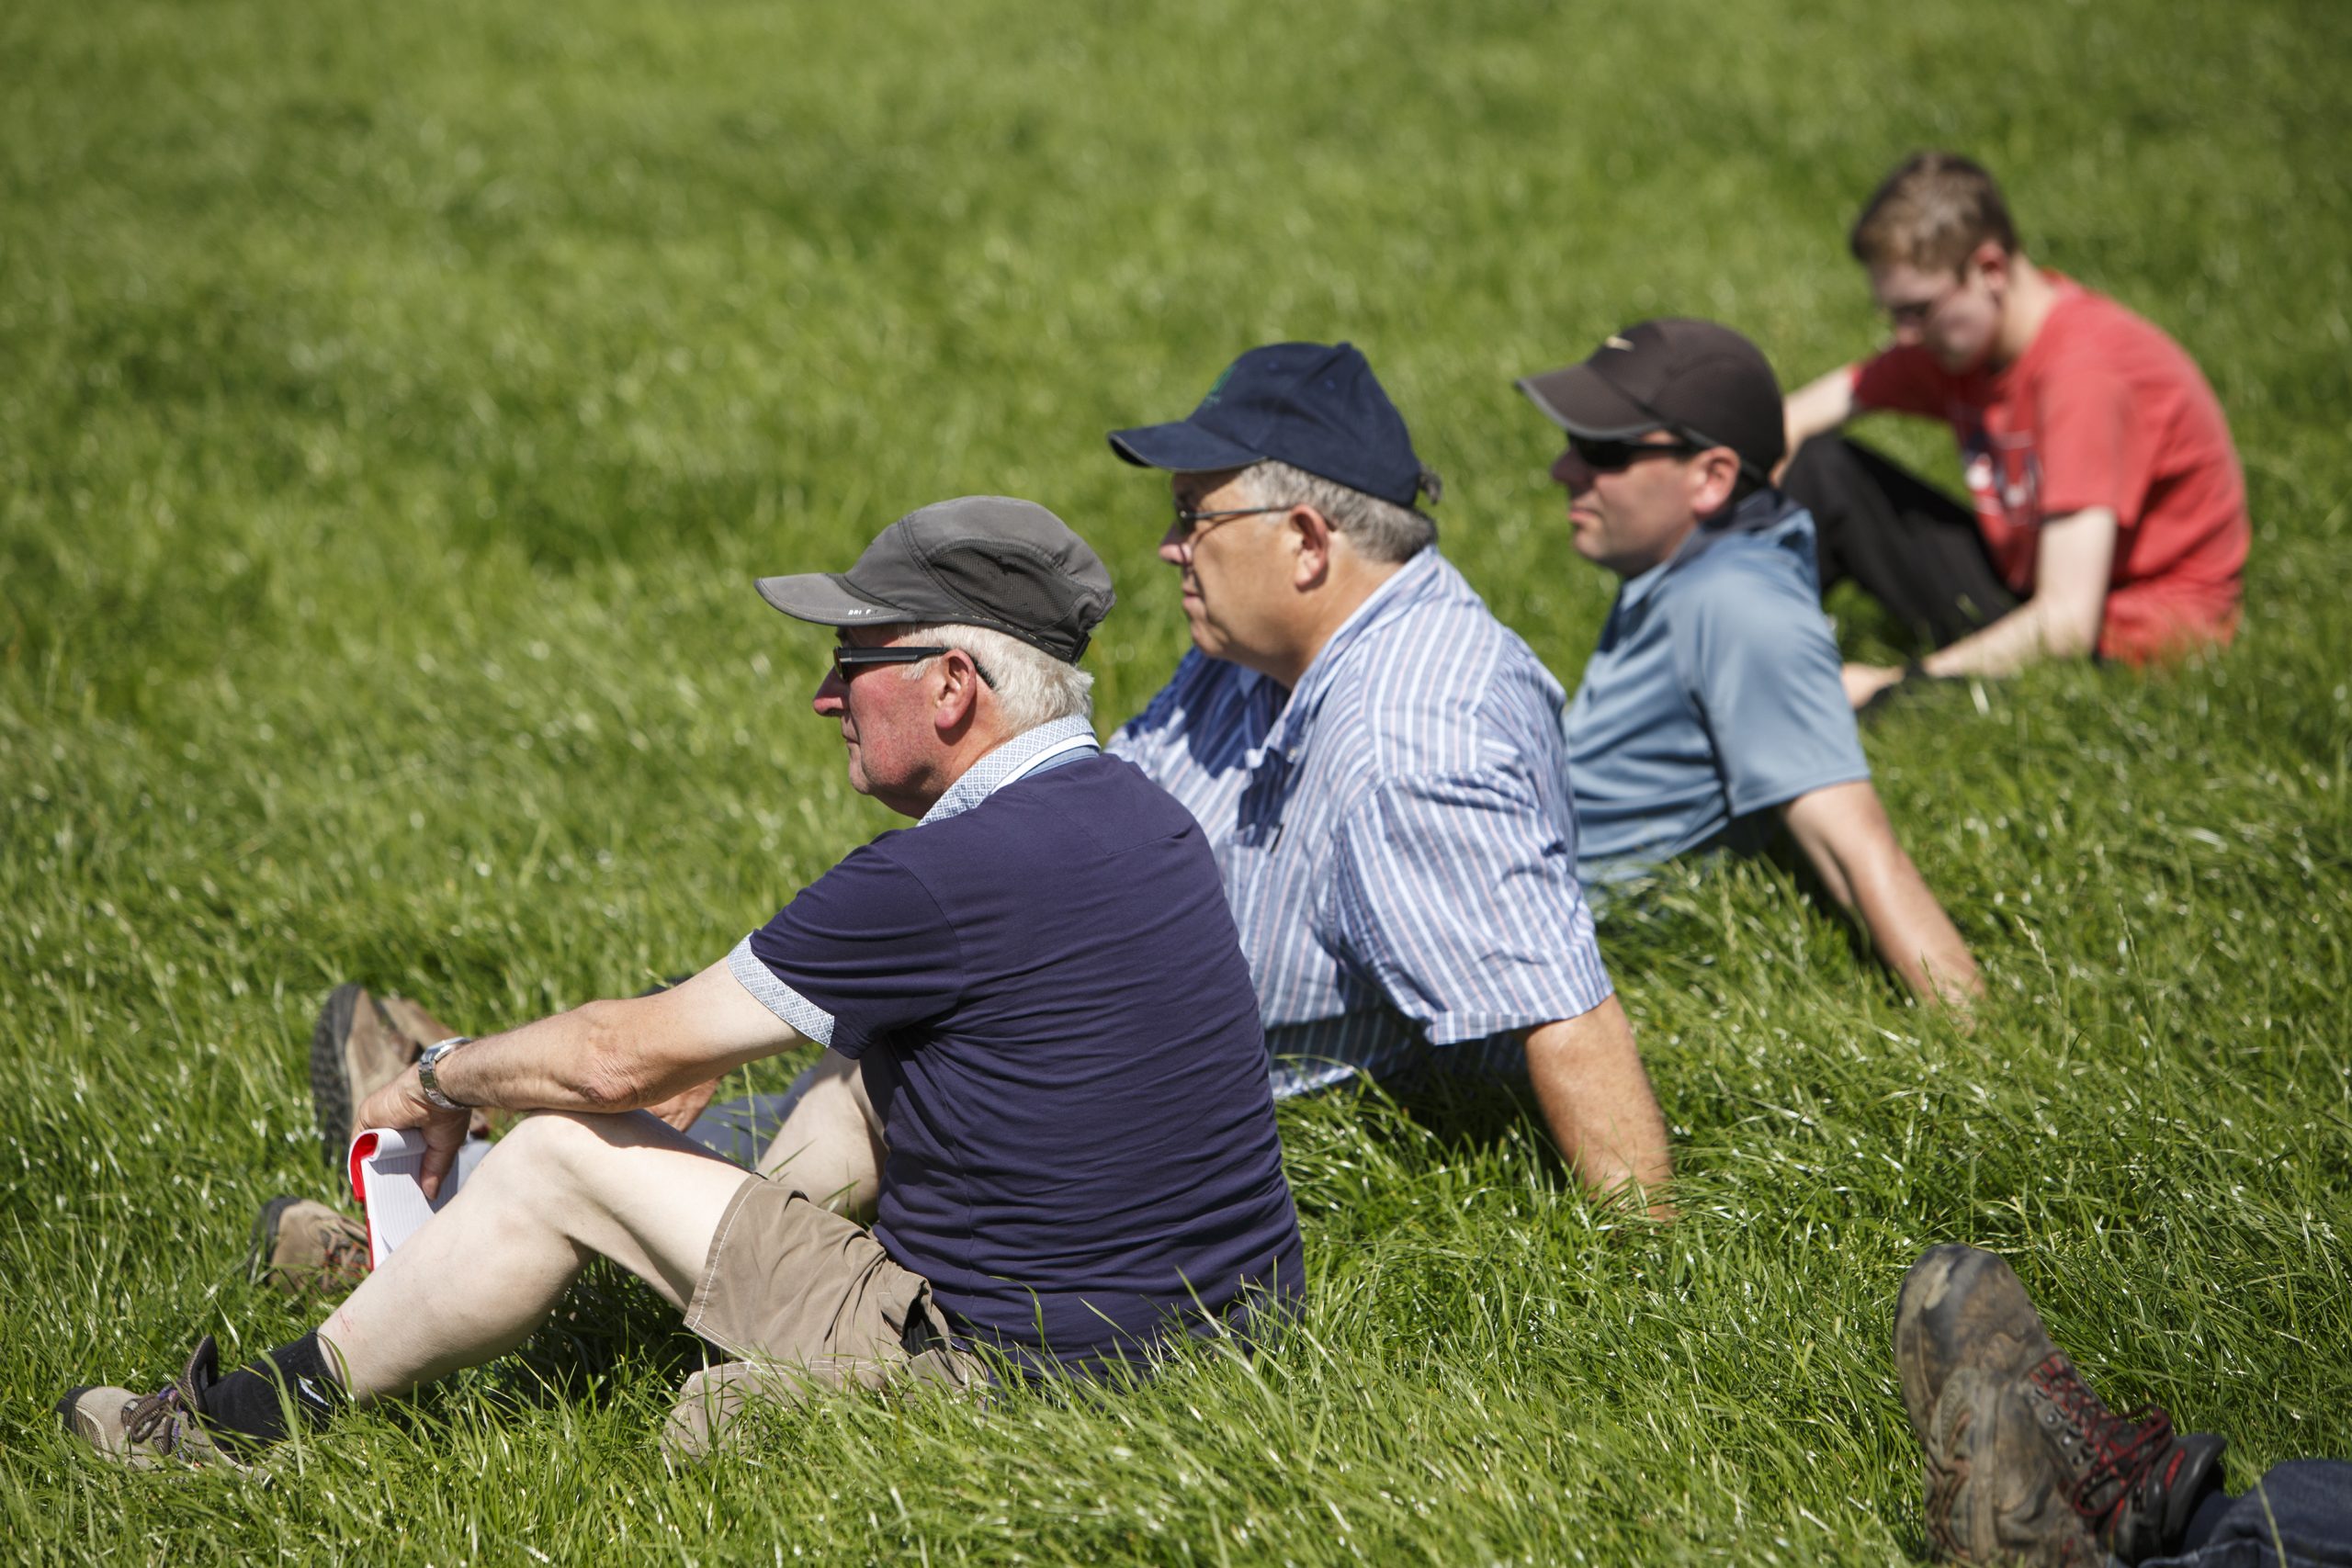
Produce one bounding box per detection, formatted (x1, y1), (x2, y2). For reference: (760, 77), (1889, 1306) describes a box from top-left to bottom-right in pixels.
(417, 1036), (474, 1111)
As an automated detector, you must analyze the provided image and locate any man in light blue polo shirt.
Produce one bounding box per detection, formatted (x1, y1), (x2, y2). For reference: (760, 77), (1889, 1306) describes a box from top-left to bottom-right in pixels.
(1518, 319), (1980, 1007)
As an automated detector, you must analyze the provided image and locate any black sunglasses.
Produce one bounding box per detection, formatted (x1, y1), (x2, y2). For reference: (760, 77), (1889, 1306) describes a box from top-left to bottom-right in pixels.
(831, 645), (996, 688)
(1566, 433), (1709, 472)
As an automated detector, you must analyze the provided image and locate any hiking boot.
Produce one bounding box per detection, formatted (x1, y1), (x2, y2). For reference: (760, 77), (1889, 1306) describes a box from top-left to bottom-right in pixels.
(56, 1337), (237, 1469)
(377, 994), (458, 1053)
(662, 1360), (820, 1462)
(1896, 1245), (2226, 1564)
(248, 1195), (370, 1296)
(310, 984), (422, 1165)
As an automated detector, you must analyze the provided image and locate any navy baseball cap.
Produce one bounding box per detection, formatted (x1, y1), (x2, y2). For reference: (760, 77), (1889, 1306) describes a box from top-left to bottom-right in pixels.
(1108, 342), (1441, 509)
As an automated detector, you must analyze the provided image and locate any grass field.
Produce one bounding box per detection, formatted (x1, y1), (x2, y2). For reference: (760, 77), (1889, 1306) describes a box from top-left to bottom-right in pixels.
(5, 0), (2350, 1560)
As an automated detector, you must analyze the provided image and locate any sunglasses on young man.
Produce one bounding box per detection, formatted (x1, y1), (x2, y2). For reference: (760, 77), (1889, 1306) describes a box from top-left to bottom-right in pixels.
(1566, 433), (1712, 472)
(831, 644), (996, 688)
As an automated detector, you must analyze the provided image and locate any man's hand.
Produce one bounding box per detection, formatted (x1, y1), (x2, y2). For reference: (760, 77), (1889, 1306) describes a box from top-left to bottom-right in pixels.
(1843, 661), (1905, 709)
(355, 1064), (474, 1201)
(644, 1076), (722, 1134)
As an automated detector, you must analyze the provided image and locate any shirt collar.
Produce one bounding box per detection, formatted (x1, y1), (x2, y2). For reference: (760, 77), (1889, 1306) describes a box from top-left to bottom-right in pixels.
(1263, 547), (1443, 758)
(1613, 488), (1805, 618)
(920, 714), (1101, 826)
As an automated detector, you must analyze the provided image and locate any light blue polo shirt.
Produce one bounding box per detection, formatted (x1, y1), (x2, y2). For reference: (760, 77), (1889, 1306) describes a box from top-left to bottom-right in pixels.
(1566, 490), (1870, 885)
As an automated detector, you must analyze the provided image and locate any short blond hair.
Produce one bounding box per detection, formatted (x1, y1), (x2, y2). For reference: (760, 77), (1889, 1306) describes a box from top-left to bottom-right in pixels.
(1849, 151), (2019, 274)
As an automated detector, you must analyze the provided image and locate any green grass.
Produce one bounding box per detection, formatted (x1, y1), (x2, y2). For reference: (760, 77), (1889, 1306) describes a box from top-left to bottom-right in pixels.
(4, 0), (2349, 1559)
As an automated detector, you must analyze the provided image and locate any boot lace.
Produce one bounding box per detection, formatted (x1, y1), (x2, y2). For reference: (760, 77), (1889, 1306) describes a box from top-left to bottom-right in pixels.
(2028, 1354), (2176, 1538)
(121, 1383), (194, 1456)
(319, 1222), (369, 1279)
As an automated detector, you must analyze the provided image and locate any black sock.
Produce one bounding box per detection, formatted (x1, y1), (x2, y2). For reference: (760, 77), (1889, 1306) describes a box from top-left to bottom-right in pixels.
(198, 1333), (345, 1448)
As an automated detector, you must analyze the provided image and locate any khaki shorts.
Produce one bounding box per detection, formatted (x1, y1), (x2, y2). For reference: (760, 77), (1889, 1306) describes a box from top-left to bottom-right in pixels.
(668, 1177), (978, 1458)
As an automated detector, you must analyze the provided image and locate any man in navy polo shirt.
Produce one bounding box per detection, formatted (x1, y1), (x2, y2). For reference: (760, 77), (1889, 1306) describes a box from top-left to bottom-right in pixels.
(59, 497), (1304, 1466)
(1517, 320), (1980, 1007)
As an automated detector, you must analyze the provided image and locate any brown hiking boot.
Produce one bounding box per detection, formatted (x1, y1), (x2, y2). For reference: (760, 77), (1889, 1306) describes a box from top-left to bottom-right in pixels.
(309, 984), (422, 1166)
(377, 994), (458, 1052)
(374, 993), (499, 1137)
(248, 1195), (370, 1296)
(1895, 1245), (2226, 1564)
(56, 1337), (238, 1469)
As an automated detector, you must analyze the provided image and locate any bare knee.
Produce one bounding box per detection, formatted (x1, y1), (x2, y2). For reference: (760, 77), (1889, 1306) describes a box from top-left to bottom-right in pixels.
(466, 1110), (642, 1206)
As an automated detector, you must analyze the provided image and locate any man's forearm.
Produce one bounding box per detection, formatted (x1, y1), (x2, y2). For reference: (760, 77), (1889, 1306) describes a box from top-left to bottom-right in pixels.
(1848, 854), (1983, 1009)
(431, 963), (802, 1117)
(1918, 505), (2115, 677)
(1782, 781), (1981, 1010)
(1523, 998), (1673, 1216)
(431, 1002), (646, 1114)
(1917, 594), (2082, 679)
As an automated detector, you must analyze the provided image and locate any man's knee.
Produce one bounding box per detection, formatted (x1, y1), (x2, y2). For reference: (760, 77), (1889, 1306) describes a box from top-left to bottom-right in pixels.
(468, 1110), (657, 1198)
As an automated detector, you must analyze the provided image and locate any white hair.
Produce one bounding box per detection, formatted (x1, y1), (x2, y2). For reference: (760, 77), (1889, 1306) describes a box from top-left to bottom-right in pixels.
(894, 621), (1094, 731)
(1242, 458), (1435, 564)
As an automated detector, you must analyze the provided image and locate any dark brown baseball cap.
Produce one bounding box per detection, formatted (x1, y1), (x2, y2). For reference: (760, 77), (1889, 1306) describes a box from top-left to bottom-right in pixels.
(754, 495), (1116, 664)
(1516, 318), (1786, 481)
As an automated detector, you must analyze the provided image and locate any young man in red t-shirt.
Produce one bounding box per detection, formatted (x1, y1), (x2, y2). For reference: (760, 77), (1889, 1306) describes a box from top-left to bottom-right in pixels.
(1781, 152), (2249, 709)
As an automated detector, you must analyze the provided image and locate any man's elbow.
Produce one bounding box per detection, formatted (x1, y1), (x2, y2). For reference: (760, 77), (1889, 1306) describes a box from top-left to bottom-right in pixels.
(568, 998), (656, 1111)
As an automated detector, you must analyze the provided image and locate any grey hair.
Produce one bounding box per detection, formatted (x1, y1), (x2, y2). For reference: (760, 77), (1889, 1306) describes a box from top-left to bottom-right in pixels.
(894, 621), (1094, 731)
(1241, 459), (1436, 564)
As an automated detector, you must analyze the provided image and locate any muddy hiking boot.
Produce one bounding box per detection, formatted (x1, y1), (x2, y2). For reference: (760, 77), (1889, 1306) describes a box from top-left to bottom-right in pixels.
(1894, 1245), (2227, 1565)
(249, 1195), (371, 1296)
(309, 984), (422, 1165)
(56, 1337), (238, 1469)
(311, 985), (492, 1160)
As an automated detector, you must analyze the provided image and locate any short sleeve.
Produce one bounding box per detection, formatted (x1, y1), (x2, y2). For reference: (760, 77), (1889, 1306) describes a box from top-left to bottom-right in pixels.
(1327, 769), (1613, 1046)
(2034, 364), (2140, 525)
(740, 843), (966, 1059)
(1849, 348), (1950, 420)
(1677, 562), (1871, 818)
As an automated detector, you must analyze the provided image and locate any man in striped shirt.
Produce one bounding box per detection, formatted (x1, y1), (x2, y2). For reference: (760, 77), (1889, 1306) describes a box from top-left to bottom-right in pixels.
(1102, 341), (1674, 1212)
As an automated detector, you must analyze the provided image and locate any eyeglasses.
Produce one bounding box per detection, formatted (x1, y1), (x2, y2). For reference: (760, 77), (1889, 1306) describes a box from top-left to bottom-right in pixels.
(1881, 274), (1965, 328)
(1566, 433), (1709, 472)
(831, 645), (995, 688)
(1165, 502), (1293, 559)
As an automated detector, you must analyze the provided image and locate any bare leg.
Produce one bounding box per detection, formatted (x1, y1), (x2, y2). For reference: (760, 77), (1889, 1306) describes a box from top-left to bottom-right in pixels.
(319, 1111), (753, 1400)
(754, 1048), (885, 1219)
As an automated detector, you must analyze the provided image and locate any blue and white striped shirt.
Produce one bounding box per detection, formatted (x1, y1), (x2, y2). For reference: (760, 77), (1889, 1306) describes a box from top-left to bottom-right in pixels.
(1110, 548), (1615, 1098)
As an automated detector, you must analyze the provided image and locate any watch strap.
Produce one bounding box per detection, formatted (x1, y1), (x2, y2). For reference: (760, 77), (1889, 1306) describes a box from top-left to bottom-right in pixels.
(418, 1036), (474, 1111)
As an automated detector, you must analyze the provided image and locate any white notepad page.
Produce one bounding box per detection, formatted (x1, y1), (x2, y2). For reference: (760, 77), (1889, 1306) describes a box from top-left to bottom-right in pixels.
(345, 1128), (492, 1269)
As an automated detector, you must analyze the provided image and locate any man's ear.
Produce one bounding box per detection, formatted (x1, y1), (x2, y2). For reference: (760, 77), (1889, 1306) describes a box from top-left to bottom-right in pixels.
(1689, 449), (1743, 516)
(1288, 506), (1335, 592)
(1968, 238), (2011, 289)
(932, 650), (983, 737)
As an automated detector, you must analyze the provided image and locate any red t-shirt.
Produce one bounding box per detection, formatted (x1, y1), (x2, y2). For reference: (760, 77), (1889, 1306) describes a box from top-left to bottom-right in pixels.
(1850, 277), (2248, 662)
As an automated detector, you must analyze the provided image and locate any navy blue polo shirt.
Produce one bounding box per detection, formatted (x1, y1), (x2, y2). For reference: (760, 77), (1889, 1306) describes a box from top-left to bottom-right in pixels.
(1566, 491), (1871, 884)
(731, 718), (1304, 1379)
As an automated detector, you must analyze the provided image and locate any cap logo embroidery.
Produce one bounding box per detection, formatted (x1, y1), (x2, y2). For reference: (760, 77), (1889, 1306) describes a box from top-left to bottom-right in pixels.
(1201, 364), (1237, 407)
(1605, 335), (1635, 350)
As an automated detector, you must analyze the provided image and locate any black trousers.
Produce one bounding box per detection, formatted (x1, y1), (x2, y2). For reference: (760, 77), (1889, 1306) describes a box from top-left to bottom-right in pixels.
(1781, 435), (2019, 649)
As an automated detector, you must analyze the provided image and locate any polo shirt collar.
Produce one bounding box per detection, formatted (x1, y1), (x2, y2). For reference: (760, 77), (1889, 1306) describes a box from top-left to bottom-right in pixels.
(921, 714), (1101, 826)
(1612, 489), (1805, 620)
